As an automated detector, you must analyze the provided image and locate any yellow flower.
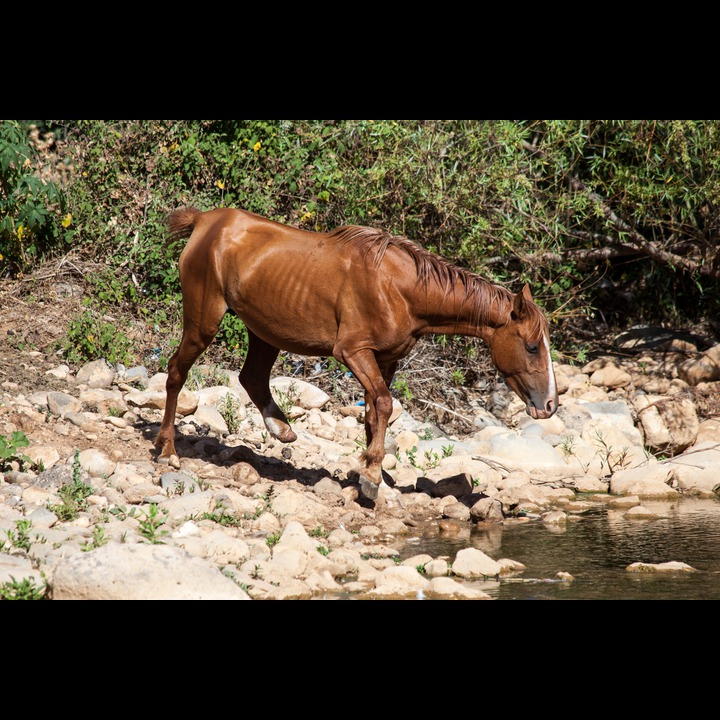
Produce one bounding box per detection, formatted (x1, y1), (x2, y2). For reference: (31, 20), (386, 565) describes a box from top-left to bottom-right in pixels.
(16, 225), (25, 240)
(61, 213), (72, 228)
(87, 334), (94, 344)
(216, 180), (225, 189)
(253, 141), (262, 152)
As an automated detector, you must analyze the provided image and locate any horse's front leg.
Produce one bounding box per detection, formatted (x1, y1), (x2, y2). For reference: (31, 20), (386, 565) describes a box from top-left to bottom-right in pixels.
(337, 348), (395, 500)
(155, 301), (225, 464)
(240, 330), (297, 443)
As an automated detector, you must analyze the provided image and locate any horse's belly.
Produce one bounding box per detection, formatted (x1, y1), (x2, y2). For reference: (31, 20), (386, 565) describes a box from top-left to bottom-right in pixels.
(233, 304), (338, 356)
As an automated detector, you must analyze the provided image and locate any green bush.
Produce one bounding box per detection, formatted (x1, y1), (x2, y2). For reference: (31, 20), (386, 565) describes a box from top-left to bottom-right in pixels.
(5, 119), (720, 366)
(0, 120), (68, 277)
(61, 304), (135, 366)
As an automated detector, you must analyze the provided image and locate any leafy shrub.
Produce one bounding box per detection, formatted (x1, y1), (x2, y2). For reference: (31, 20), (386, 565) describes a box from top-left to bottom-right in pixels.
(0, 430), (32, 472)
(8, 119), (720, 372)
(61, 304), (135, 366)
(0, 120), (68, 277)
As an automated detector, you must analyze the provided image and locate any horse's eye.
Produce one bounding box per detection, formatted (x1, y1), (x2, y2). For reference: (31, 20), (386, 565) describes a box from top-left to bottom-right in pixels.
(527, 342), (539, 354)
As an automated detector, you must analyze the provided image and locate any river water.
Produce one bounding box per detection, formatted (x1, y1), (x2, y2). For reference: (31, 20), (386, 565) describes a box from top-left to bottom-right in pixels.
(397, 496), (720, 600)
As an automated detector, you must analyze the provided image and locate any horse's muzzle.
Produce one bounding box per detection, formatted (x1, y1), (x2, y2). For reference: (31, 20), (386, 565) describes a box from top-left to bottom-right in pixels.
(527, 395), (557, 419)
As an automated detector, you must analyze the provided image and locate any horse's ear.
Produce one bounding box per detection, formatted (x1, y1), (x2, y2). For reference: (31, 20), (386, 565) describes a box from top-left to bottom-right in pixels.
(511, 284), (533, 320)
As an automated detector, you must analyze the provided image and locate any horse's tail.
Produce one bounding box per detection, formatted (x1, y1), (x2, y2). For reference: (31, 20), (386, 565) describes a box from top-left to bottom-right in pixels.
(166, 206), (202, 243)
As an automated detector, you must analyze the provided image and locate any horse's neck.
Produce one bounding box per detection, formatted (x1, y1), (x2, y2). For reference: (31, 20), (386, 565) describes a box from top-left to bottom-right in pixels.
(413, 277), (511, 340)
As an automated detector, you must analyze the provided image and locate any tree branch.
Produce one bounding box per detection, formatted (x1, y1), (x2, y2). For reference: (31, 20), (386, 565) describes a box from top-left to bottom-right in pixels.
(521, 140), (720, 280)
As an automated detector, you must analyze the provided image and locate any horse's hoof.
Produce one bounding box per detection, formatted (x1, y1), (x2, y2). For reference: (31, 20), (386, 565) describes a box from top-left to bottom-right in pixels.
(265, 417), (297, 443)
(359, 474), (380, 500)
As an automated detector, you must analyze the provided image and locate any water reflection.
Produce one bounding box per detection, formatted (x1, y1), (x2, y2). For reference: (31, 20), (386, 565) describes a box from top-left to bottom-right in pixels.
(397, 497), (720, 600)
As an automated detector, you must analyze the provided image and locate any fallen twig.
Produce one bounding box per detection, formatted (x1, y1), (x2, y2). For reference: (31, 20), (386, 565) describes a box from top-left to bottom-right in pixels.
(417, 398), (476, 427)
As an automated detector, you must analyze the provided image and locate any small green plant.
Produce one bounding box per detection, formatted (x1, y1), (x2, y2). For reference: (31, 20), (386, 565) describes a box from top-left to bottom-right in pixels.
(560, 435), (576, 457)
(47, 450), (94, 521)
(309, 526), (329, 538)
(593, 431), (631, 473)
(406, 445), (419, 468)
(138, 503), (169, 544)
(451, 369), (466, 386)
(317, 545), (329, 556)
(219, 392), (242, 434)
(418, 428), (434, 441)
(559, 434), (590, 472)
(266, 532), (281, 548)
(4, 518), (35, 552)
(423, 449), (441, 469)
(215, 313), (249, 358)
(0, 575), (46, 600)
(109, 505), (138, 521)
(61, 304), (134, 366)
(167, 479), (186, 497)
(392, 374), (413, 402)
(186, 364), (231, 391)
(201, 508), (245, 527)
(223, 568), (251, 592)
(81, 525), (109, 552)
(0, 430), (32, 472)
(107, 406), (124, 417)
(441, 443), (455, 458)
(0, 120), (67, 277)
(272, 381), (299, 418)
(416, 563), (427, 575)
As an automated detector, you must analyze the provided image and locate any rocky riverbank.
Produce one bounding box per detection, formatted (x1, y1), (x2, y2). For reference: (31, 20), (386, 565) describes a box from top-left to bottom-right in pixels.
(1, 335), (719, 600)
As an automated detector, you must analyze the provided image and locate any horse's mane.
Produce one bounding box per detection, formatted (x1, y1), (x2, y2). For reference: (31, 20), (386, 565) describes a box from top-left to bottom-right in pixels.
(329, 225), (546, 333)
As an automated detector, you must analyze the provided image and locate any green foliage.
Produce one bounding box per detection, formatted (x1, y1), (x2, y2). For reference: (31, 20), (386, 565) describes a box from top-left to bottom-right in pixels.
(138, 503), (169, 544)
(3, 518), (35, 552)
(272, 381), (300, 419)
(81, 525), (109, 552)
(47, 450), (94, 521)
(0, 121), (67, 277)
(200, 508), (245, 527)
(218, 393), (242, 434)
(309, 526), (329, 538)
(61, 304), (135, 366)
(0, 575), (46, 600)
(0, 430), (32, 471)
(392, 374), (413, 402)
(185, 364), (230, 391)
(215, 313), (249, 358)
(6, 119), (720, 367)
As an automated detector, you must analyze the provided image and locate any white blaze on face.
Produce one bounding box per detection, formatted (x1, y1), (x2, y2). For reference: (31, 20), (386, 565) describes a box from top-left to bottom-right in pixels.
(543, 333), (557, 400)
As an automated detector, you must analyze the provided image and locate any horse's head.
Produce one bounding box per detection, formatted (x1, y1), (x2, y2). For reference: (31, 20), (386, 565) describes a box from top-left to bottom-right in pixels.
(489, 284), (558, 419)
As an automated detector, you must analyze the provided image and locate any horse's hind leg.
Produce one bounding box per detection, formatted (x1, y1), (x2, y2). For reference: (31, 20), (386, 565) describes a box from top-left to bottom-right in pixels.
(240, 330), (297, 443)
(155, 307), (225, 463)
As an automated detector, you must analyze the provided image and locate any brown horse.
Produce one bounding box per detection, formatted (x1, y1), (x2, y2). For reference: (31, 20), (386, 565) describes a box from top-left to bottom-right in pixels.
(154, 207), (558, 499)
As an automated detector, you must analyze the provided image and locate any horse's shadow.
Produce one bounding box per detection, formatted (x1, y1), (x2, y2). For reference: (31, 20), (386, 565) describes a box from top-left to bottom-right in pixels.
(140, 421), (490, 510)
(140, 420), (384, 508)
